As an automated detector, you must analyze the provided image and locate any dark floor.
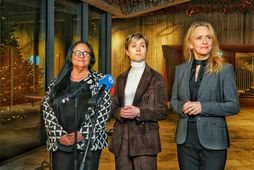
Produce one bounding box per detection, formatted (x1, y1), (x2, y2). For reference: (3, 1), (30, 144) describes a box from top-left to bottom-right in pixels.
(0, 103), (42, 162)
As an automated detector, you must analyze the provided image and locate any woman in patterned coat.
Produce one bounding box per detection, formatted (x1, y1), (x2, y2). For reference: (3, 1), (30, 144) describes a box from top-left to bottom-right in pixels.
(42, 41), (111, 170)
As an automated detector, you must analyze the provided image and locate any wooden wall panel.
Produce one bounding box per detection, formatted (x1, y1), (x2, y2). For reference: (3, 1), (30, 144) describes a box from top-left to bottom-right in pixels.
(111, 12), (254, 80)
(245, 13), (254, 45)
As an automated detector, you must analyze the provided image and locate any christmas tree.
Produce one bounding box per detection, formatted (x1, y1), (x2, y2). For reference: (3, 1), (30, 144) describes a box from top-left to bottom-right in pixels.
(0, 1), (42, 106)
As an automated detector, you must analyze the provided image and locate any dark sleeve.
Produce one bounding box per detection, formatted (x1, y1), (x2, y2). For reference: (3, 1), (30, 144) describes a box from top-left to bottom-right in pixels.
(111, 76), (125, 122)
(137, 73), (168, 122)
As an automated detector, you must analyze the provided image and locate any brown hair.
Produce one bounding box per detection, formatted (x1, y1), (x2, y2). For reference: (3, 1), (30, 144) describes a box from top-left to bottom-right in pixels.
(125, 33), (149, 50)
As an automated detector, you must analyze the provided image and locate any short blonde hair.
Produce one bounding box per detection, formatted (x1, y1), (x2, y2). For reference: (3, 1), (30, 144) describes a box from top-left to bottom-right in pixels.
(125, 33), (149, 50)
(183, 21), (224, 73)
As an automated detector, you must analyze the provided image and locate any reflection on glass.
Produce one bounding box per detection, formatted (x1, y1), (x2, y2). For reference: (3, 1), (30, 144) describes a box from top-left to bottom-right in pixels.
(88, 9), (101, 72)
(0, 0), (45, 161)
(235, 53), (254, 97)
(54, 0), (81, 76)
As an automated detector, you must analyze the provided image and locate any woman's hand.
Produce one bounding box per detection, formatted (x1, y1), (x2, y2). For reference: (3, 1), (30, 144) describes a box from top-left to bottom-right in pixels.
(182, 101), (202, 115)
(59, 131), (85, 146)
(69, 131), (85, 142)
(59, 134), (75, 146)
(119, 105), (140, 119)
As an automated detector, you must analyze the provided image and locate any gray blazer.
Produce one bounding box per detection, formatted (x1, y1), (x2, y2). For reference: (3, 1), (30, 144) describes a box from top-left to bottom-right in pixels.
(171, 60), (240, 150)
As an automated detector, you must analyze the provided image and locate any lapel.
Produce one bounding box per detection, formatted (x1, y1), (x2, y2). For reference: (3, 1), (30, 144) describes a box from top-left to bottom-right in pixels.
(85, 70), (98, 96)
(184, 61), (192, 99)
(198, 67), (212, 98)
(132, 65), (153, 106)
(118, 69), (129, 107)
(184, 59), (213, 100)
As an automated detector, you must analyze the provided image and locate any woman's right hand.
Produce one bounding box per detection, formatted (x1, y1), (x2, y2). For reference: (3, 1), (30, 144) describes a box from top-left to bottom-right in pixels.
(59, 134), (75, 146)
(68, 131), (85, 142)
(182, 101), (201, 115)
(120, 105), (140, 119)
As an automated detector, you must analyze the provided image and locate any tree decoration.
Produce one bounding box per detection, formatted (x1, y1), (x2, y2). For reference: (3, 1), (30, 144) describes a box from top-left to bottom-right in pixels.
(0, 0), (43, 107)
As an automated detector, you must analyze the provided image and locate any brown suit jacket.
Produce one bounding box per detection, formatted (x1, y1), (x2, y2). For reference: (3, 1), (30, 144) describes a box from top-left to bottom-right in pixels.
(109, 64), (168, 157)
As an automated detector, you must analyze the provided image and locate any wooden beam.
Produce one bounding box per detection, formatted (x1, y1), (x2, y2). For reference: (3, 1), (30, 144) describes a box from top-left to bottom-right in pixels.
(82, 0), (192, 18)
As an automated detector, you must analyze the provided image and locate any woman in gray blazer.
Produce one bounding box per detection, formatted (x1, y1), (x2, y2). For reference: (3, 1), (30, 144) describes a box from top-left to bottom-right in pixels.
(171, 21), (240, 170)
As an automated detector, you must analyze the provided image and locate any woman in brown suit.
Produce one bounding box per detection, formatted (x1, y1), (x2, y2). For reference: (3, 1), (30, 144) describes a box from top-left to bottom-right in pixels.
(109, 33), (168, 170)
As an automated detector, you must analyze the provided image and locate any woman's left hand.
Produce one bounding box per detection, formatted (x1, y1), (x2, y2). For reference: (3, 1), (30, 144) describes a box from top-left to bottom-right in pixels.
(182, 101), (202, 115)
(69, 131), (85, 142)
(120, 105), (140, 119)
(59, 134), (74, 146)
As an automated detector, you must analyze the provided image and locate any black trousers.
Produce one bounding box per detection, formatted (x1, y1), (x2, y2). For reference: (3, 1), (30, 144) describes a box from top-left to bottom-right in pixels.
(52, 149), (102, 170)
(177, 121), (227, 170)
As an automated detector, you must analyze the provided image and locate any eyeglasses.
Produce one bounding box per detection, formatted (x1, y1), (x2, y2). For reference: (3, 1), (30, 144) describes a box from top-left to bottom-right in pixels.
(73, 50), (90, 59)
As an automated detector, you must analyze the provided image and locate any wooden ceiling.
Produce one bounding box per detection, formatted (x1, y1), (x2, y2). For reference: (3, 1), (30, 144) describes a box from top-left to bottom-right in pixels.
(83, 0), (191, 18)
(82, 0), (254, 18)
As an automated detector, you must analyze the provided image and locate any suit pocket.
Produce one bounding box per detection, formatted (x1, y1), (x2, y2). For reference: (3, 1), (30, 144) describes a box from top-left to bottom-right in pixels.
(175, 118), (188, 144)
(147, 122), (159, 130)
(208, 117), (226, 128)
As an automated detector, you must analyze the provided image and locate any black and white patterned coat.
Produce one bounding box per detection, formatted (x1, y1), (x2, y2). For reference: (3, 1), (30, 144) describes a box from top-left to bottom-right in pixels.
(42, 71), (112, 152)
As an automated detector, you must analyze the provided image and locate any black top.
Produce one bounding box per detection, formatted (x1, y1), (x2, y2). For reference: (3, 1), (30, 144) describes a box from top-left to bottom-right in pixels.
(53, 79), (91, 151)
(188, 59), (208, 121)
(59, 80), (91, 133)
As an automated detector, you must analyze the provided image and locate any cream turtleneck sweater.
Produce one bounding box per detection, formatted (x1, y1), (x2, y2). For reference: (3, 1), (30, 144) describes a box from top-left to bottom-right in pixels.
(124, 60), (146, 106)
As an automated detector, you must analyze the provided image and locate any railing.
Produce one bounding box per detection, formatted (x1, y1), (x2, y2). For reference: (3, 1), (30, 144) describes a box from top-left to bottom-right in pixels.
(235, 55), (254, 97)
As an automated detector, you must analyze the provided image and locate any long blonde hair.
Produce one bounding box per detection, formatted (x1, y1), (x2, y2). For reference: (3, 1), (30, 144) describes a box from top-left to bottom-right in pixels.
(183, 21), (224, 73)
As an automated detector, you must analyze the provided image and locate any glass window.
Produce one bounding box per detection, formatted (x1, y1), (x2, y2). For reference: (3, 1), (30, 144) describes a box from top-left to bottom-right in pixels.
(235, 53), (254, 97)
(0, 0), (46, 161)
(88, 8), (102, 72)
(54, 0), (81, 76)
